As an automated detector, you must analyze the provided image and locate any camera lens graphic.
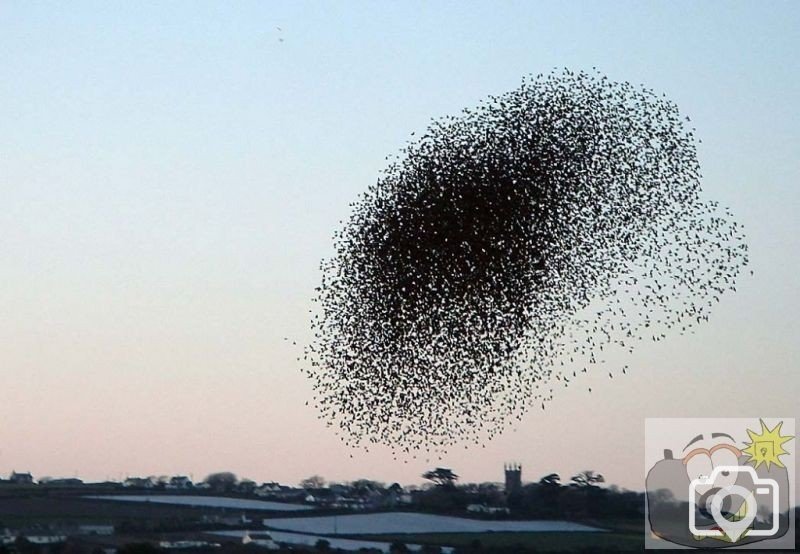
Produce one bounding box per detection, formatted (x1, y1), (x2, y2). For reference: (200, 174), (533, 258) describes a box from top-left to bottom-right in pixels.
(699, 487), (734, 520)
(711, 486), (755, 516)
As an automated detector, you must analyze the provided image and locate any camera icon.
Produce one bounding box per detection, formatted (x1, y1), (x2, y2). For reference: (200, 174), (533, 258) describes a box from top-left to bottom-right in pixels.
(646, 419), (794, 549)
(689, 465), (780, 542)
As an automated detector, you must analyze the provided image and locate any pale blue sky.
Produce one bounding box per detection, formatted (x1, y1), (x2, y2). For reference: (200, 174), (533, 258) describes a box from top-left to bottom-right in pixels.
(1, 2), (797, 489)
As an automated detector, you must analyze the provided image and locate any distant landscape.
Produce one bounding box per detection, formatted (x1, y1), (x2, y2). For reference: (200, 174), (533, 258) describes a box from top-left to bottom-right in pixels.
(10, 465), (796, 552)
(0, 466), (655, 553)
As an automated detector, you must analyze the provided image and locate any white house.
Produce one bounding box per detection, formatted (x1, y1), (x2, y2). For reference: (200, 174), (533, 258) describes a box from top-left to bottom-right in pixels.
(123, 477), (154, 489)
(254, 482), (282, 497)
(242, 532), (279, 550)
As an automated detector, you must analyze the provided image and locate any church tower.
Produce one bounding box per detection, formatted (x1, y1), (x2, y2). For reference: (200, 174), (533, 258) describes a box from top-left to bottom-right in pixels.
(504, 463), (522, 495)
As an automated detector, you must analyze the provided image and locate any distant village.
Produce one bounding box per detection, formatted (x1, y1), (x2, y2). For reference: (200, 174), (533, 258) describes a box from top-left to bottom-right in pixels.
(0, 465), (532, 513)
(0, 465), (651, 553)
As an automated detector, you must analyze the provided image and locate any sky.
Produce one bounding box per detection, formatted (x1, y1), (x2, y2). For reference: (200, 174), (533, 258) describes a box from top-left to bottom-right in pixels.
(1, 1), (798, 491)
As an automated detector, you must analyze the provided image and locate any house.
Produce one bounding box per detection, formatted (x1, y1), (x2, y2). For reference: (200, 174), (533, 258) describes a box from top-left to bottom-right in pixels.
(87, 480), (123, 489)
(253, 484), (305, 503)
(328, 483), (348, 495)
(242, 532), (279, 550)
(363, 489), (386, 510)
(123, 477), (154, 489)
(384, 483), (412, 508)
(253, 482), (282, 497)
(9, 472), (34, 485)
(46, 478), (84, 487)
(332, 496), (368, 510)
(275, 485), (305, 501)
(167, 476), (193, 490)
(238, 479), (256, 494)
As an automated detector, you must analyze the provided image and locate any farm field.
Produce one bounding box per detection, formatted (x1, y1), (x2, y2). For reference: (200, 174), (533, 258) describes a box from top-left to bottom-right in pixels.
(263, 512), (604, 534)
(0, 494), (211, 525)
(87, 494), (312, 512)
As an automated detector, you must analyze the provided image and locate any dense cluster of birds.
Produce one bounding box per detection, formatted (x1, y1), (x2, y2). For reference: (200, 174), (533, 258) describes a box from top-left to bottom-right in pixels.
(301, 69), (748, 456)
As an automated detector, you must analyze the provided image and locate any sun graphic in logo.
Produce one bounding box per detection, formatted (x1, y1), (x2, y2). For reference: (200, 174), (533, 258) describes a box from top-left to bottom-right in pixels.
(742, 419), (794, 469)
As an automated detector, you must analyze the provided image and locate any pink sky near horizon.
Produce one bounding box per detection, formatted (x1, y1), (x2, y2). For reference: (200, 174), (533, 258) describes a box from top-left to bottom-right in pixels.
(2, 280), (794, 491)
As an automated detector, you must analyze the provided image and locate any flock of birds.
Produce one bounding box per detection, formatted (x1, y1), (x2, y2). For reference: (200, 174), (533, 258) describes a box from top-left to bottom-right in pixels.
(300, 69), (748, 457)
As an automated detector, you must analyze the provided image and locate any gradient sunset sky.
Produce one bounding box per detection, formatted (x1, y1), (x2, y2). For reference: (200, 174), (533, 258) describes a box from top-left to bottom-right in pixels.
(1, 1), (798, 491)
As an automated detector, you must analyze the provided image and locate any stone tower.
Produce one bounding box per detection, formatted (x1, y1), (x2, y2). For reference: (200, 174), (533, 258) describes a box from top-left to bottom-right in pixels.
(504, 463), (522, 495)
